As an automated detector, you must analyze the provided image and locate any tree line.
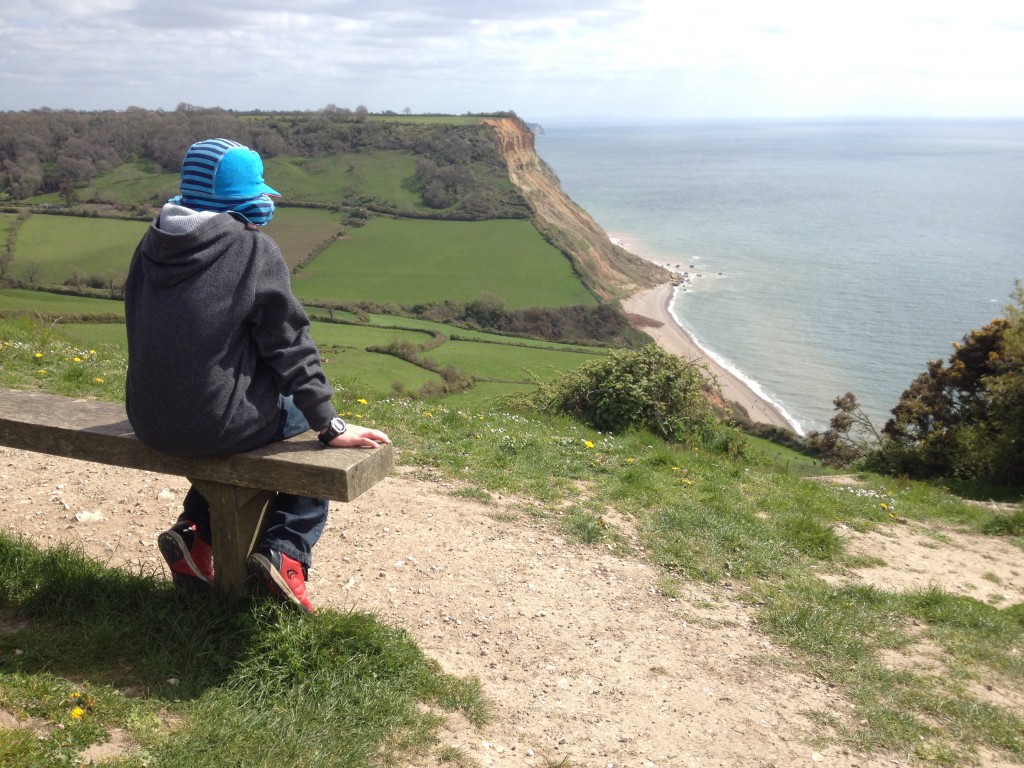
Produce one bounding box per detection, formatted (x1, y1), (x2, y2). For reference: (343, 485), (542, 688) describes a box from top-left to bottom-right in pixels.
(0, 106), (529, 219)
(314, 293), (650, 349)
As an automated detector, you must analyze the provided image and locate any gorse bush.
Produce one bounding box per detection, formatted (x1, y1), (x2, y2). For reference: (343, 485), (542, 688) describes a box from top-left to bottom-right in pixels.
(870, 281), (1024, 488)
(516, 344), (717, 442)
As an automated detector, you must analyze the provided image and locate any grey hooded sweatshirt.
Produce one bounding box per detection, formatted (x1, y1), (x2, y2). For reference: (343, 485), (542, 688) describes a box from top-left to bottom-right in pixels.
(125, 206), (337, 456)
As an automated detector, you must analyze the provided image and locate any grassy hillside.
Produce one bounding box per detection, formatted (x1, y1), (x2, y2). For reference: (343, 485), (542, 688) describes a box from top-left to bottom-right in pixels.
(265, 152), (426, 210)
(1, 112), (1022, 765)
(2, 111), (665, 366)
(80, 160), (180, 206)
(0, 288), (610, 401)
(1, 316), (1021, 766)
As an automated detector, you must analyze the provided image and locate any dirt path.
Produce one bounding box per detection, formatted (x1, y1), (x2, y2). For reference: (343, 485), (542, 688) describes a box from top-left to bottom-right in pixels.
(2, 447), (1021, 767)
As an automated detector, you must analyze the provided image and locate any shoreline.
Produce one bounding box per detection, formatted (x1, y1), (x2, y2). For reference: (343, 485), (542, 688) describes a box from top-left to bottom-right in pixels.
(622, 282), (800, 434)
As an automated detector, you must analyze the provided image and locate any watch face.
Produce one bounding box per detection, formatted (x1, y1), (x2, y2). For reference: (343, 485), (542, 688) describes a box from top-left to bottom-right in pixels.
(320, 418), (344, 446)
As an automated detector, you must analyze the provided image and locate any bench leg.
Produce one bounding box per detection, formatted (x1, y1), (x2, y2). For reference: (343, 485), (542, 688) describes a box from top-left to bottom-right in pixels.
(188, 479), (276, 601)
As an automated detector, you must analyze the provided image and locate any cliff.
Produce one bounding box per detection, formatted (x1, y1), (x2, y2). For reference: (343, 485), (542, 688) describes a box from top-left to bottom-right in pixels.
(482, 117), (671, 302)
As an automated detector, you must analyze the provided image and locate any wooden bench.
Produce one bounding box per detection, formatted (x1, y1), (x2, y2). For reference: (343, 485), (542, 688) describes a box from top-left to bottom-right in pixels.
(0, 388), (393, 600)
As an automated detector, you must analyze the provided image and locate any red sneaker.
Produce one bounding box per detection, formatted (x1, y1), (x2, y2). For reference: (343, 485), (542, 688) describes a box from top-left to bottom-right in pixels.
(158, 521), (214, 592)
(246, 548), (315, 613)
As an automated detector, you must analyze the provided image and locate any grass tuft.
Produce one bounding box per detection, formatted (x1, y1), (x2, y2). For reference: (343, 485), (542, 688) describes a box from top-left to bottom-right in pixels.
(0, 534), (486, 767)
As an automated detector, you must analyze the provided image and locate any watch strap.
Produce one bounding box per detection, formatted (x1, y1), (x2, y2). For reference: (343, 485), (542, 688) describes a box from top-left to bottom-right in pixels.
(318, 417), (346, 447)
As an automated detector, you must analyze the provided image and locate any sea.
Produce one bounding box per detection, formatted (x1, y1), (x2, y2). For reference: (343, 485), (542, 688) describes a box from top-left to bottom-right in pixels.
(533, 119), (1024, 435)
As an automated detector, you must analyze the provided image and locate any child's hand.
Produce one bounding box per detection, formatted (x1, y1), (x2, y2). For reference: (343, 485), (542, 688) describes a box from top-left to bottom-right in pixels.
(324, 424), (391, 449)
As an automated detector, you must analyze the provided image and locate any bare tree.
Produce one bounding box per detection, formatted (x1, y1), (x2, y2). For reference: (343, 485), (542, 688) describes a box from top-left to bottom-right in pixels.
(24, 261), (42, 285)
(818, 392), (882, 466)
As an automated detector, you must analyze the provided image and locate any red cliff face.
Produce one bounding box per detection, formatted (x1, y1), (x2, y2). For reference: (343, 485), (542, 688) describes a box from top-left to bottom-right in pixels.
(482, 117), (670, 302)
(484, 117), (540, 172)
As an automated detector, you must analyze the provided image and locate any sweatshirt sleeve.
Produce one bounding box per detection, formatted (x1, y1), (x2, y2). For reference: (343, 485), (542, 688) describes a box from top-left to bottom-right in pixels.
(248, 234), (338, 431)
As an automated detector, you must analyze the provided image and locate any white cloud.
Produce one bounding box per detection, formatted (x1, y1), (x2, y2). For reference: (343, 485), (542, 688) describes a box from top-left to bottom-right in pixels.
(1, 0), (1022, 118)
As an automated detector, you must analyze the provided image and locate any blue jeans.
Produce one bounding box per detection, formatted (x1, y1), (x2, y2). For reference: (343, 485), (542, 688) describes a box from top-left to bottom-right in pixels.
(180, 396), (329, 568)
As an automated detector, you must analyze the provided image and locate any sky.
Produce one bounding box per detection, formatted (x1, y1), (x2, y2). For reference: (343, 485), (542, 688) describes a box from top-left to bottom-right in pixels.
(2, 0), (1023, 122)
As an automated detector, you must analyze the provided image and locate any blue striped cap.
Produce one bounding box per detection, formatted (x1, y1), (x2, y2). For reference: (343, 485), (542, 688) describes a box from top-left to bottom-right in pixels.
(171, 138), (280, 225)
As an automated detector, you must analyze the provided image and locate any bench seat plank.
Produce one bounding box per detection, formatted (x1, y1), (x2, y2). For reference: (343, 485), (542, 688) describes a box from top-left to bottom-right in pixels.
(0, 388), (393, 502)
(1, 388), (393, 600)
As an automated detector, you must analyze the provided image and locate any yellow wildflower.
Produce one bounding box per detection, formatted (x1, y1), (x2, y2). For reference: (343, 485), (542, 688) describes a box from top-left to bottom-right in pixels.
(583, 440), (595, 449)
(73, 357), (82, 363)
(357, 398), (368, 405)
(70, 706), (85, 720)
(34, 352), (43, 359)
(880, 503), (889, 511)
(36, 369), (48, 375)
(94, 377), (105, 384)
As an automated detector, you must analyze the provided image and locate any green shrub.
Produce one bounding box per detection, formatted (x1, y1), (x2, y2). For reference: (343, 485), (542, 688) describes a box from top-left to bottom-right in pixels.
(520, 344), (716, 441)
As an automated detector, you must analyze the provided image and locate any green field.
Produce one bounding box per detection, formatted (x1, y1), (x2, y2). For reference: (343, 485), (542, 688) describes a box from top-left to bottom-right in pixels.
(366, 114), (482, 126)
(319, 347), (442, 397)
(309, 319), (436, 350)
(424, 338), (607, 382)
(292, 217), (597, 309)
(12, 207), (347, 280)
(5, 210), (596, 316)
(307, 307), (609, 351)
(314, 321), (445, 398)
(266, 152), (425, 210)
(14, 215), (145, 284)
(0, 288), (125, 317)
(62, 319), (439, 362)
(60, 321), (128, 347)
(438, 380), (536, 409)
(264, 207), (347, 270)
(241, 113), (482, 128)
(446, 330), (603, 351)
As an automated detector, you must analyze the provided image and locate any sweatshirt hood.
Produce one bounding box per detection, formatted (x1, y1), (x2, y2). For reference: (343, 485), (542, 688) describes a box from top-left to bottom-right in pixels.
(159, 203), (219, 235)
(138, 204), (251, 288)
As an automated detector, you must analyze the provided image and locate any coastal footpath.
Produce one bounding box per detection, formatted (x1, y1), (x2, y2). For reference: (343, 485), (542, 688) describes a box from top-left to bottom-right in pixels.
(486, 117), (796, 433)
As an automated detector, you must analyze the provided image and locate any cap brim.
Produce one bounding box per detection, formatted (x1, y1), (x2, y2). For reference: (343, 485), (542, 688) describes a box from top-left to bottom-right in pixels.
(262, 184), (281, 197)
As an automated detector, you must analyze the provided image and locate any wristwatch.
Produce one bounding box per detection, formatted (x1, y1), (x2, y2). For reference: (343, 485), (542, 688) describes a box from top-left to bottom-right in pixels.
(318, 417), (347, 447)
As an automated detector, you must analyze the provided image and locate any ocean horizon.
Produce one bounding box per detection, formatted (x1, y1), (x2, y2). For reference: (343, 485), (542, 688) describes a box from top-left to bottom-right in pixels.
(534, 118), (1024, 435)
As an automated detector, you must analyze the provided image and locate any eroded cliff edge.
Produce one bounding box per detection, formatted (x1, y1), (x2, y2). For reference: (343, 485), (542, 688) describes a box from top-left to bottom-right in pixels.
(483, 117), (671, 302)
